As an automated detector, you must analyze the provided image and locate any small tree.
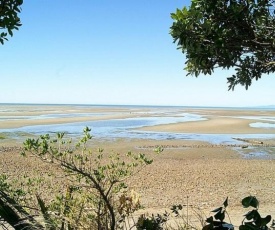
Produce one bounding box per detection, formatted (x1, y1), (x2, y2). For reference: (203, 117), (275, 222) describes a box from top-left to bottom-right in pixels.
(170, 0), (275, 90)
(18, 127), (158, 230)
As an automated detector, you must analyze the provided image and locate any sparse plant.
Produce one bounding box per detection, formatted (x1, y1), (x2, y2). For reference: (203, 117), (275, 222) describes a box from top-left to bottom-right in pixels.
(136, 212), (169, 230)
(202, 197), (233, 230)
(0, 174), (45, 230)
(0, 127), (159, 229)
(203, 196), (273, 230)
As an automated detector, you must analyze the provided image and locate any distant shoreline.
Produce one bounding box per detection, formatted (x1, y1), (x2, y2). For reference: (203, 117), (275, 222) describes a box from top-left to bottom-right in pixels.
(0, 103), (275, 110)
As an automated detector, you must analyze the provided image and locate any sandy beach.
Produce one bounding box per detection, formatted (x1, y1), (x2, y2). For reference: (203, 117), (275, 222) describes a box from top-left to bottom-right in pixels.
(0, 105), (275, 227)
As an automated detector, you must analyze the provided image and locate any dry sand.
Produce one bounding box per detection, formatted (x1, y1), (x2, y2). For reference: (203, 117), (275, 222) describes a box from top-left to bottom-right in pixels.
(0, 105), (275, 227)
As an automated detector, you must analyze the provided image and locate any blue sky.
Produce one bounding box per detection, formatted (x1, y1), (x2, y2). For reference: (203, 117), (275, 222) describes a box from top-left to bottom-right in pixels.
(0, 1), (274, 107)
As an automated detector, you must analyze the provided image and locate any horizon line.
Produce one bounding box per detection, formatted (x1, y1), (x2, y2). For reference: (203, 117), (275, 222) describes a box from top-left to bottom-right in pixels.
(0, 102), (274, 109)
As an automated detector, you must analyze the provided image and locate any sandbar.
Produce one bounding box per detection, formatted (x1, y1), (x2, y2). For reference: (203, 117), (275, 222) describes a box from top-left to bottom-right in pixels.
(139, 116), (275, 134)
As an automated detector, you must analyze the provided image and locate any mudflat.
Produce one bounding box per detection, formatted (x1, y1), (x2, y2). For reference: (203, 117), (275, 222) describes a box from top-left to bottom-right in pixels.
(0, 105), (275, 226)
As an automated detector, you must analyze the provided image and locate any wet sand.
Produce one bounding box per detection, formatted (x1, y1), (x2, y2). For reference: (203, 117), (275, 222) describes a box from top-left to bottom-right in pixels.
(0, 105), (275, 226)
(139, 116), (275, 134)
(1, 105), (275, 134)
(0, 105), (138, 129)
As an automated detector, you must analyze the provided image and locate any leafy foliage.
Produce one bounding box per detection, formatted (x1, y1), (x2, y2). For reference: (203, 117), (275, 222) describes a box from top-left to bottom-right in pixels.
(170, 0), (275, 90)
(1, 128), (274, 229)
(19, 127), (157, 230)
(0, 0), (23, 44)
(203, 197), (234, 230)
(203, 197), (273, 230)
(0, 175), (44, 230)
(240, 196), (272, 230)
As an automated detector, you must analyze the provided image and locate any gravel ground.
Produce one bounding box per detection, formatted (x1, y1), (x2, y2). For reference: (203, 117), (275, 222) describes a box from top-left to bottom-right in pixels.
(1, 139), (275, 227)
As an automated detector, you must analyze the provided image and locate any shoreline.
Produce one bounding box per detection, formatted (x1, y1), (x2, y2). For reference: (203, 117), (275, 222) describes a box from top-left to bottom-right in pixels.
(1, 105), (275, 134)
(0, 105), (275, 225)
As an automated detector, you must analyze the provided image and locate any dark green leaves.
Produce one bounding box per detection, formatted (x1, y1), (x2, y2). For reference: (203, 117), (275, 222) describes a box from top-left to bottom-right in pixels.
(214, 209), (225, 222)
(204, 197), (230, 229)
(170, 0), (275, 90)
(0, 0), (23, 44)
(203, 196), (272, 230)
(240, 196), (272, 229)
(223, 197), (228, 208)
(242, 196), (259, 209)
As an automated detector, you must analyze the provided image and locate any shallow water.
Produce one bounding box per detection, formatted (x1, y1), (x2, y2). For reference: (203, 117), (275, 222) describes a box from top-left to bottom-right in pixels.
(0, 114), (205, 136)
(233, 146), (275, 159)
(1, 114), (275, 146)
(1, 106), (275, 159)
(0, 112), (111, 121)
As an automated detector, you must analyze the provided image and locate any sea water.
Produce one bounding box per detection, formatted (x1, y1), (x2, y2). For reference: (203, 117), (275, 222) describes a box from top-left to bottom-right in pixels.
(0, 104), (275, 152)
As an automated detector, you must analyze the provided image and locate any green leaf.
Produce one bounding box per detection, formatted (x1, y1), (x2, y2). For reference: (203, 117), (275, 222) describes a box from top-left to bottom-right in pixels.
(245, 210), (257, 220)
(223, 197), (228, 208)
(239, 224), (255, 230)
(242, 196), (259, 209)
(205, 216), (213, 223)
(36, 194), (48, 215)
(171, 13), (178, 20)
(243, 222), (259, 230)
(202, 224), (213, 230)
(214, 210), (225, 222)
(261, 215), (272, 226)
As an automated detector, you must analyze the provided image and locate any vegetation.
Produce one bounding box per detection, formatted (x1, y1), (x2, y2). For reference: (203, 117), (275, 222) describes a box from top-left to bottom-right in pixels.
(0, 154), (274, 229)
(0, 0), (274, 229)
(203, 196), (272, 230)
(0, 128), (274, 229)
(0, 0), (23, 44)
(170, 0), (275, 90)
(0, 127), (161, 229)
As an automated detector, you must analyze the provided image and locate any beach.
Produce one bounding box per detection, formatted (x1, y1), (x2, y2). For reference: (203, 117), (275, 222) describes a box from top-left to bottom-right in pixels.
(0, 104), (275, 226)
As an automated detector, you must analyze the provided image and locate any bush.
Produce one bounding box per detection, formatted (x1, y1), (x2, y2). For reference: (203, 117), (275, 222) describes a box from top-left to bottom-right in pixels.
(0, 127), (161, 230)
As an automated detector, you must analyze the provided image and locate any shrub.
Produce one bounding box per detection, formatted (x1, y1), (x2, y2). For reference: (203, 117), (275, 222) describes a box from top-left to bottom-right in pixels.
(0, 127), (161, 229)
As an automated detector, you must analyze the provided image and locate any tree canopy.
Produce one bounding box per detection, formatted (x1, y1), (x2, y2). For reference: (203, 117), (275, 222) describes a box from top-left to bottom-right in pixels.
(170, 0), (275, 90)
(0, 0), (23, 44)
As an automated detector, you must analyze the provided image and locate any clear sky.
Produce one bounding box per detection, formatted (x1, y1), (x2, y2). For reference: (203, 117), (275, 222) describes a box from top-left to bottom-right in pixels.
(0, 1), (274, 107)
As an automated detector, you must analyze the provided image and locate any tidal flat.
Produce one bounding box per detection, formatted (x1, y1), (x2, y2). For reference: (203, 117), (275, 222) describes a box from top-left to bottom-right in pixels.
(0, 104), (275, 225)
